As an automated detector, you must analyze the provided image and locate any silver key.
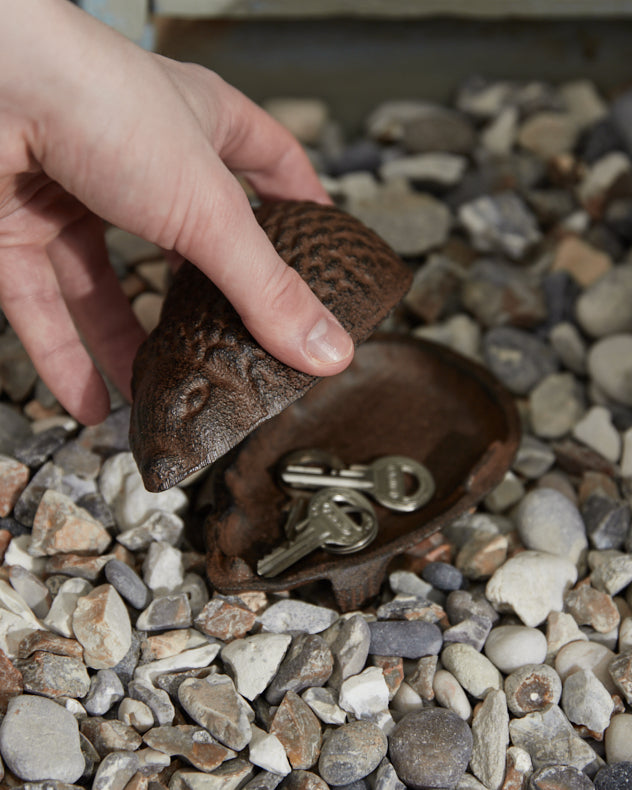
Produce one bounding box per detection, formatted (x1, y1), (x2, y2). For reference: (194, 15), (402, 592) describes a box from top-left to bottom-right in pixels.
(257, 488), (378, 578)
(279, 454), (435, 513)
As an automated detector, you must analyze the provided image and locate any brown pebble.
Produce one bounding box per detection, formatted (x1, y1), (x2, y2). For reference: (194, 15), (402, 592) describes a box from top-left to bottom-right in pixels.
(371, 655), (404, 699)
(18, 630), (83, 660)
(72, 584), (132, 669)
(0, 456), (29, 517)
(31, 489), (111, 556)
(578, 471), (620, 505)
(81, 716), (143, 758)
(456, 532), (508, 580)
(46, 552), (116, 580)
(266, 634), (334, 705)
(280, 770), (329, 790)
(565, 585), (620, 634)
(194, 597), (257, 641)
(143, 724), (234, 772)
(270, 691), (322, 770)
(0, 646), (23, 713)
(407, 655), (437, 701)
(123, 774), (149, 790)
(501, 746), (532, 790)
(552, 439), (618, 477)
(141, 630), (195, 662)
(551, 235), (612, 287)
(609, 652), (632, 704)
(0, 529), (11, 564)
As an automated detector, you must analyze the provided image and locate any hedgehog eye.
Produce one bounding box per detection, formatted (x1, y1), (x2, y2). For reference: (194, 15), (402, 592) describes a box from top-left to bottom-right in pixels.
(177, 377), (211, 419)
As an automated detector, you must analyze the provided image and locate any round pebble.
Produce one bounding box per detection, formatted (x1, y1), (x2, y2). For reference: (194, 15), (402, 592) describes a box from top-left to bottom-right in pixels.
(605, 713), (632, 763)
(420, 561), (464, 592)
(575, 263), (632, 337)
(318, 720), (387, 785)
(594, 762), (632, 790)
(515, 488), (587, 564)
(528, 373), (586, 439)
(389, 708), (473, 790)
(484, 625), (548, 674)
(0, 695), (84, 782)
(504, 663), (562, 716)
(483, 325), (558, 395)
(588, 334), (632, 406)
(441, 643), (503, 699)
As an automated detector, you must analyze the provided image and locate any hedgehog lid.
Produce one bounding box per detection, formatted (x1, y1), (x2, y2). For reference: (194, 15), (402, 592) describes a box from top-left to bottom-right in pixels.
(129, 200), (413, 492)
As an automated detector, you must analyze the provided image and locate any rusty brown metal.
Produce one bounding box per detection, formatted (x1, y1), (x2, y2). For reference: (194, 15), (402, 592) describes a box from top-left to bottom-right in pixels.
(129, 200), (412, 493)
(204, 334), (521, 611)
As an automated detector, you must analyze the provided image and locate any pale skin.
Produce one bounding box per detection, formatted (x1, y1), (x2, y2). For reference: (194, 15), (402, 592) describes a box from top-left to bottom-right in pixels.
(0, 0), (354, 426)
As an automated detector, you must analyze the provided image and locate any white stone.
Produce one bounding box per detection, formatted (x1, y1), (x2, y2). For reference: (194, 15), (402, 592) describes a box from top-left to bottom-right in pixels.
(134, 644), (221, 687)
(72, 584), (132, 669)
(301, 686), (347, 725)
(432, 669), (472, 720)
(554, 639), (617, 694)
(561, 668), (614, 734)
(3, 534), (47, 574)
(117, 510), (185, 551)
(379, 152), (466, 185)
(99, 452), (187, 530)
(591, 553), (632, 595)
(485, 550), (578, 627)
(0, 608), (44, 659)
(143, 541), (184, 594)
(43, 576), (93, 637)
(515, 488), (587, 565)
(545, 611), (588, 661)
(484, 471), (525, 513)
(389, 570), (434, 599)
(578, 151), (632, 211)
(118, 698), (155, 733)
(619, 617), (632, 653)
(221, 633), (292, 701)
(469, 689), (509, 790)
(484, 625), (548, 674)
(390, 681), (424, 716)
(549, 322), (587, 376)
(248, 725), (291, 776)
(605, 713), (632, 763)
(572, 405), (621, 462)
(560, 80), (608, 131)
(9, 566), (50, 618)
(257, 599), (338, 634)
(480, 106), (518, 156)
(441, 643), (503, 700)
(339, 666), (390, 719)
(528, 373), (585, 440)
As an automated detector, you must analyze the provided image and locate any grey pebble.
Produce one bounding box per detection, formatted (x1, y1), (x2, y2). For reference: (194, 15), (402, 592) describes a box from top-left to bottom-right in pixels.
(582, 495), (631, 550)
(374, 758), (406, 790)
(53, 439), (102, 480)
(91, 750), (139, 790)
(76, 491), (115, 530)
(442, 614), (493, 651)
(594, 761), (632, 789)
(318, 720), (387, 785)
(483, 326), (558, 395)
(368, 620), (442, 658)
(561, 668), (614, 734)
(136, 593), (192, 631)
(84, 669), (125, 716)
(14, 426), (68, 469)
(549, 321), (588, 375)
(469, 689), (509, 790)
(458, 191), (541, 259)
(575, 262), (632, 337)
(128, 680), (175, 726)
(17, 652), (90, 699)
(0, 695), (85, 782)
(389, 708), (473, 790)
(327, 613), (371, 688)
(588, 334), (632, 407)
(421, 561), (463, 591)
(446, 589), (499, 626)
(529, 372), (586, 439)
(513, 434), (556, 479)
(13, 461), (64, 526)
(178, 674), (252, 751)
(265, 633), (333, 705)
(105, 558), (151, 610)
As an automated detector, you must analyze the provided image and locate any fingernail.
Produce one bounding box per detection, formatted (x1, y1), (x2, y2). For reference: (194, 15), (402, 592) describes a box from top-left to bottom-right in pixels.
(305, 316), (354, 365)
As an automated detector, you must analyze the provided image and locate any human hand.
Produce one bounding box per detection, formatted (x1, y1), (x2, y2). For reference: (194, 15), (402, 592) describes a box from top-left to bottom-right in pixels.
(0, 0), (353, 425)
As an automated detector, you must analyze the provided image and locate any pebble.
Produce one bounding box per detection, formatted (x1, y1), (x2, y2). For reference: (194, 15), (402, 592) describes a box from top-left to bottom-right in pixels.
(561, 668), (614, 734)
(258, 600), (338, 635)
(400, 103), (475, 154)
(9, 564), (50, 618)
(549, 322), (588, 376)
(441, 643), (503, 699)
(347, 182), (451, 257)
(432, 668), (472, 720)
(608, 651), (632, 704)
(573, 406), (621, 462)
(443, 613), (493, 651)
(0, 694), (85, 782)
(421, 561), (463, 591)
(565, 584), (620, 633)
(555, 640), (617, 694)
(135, 592), (192, 631)
(80, 716), (143, 757)
(486, 551), (578, 627)
(221, 633), (291, 701)
(515, 488), (588, 564)
(144, 724), (235, 772)
(327, 613), (371, 688)
(301, 686), (347, 725)
(469, 689), (509, 790)
(142, 540), (184, 594)
(483, 326), (558, 396)
(458, 191), (541, 260)
(117, 510), (185, 551)
(389, 708), (473, 790)
(552, 235), (612, 288)
(249, 726), (291, 776)
(582, 495), (631, 551)
(72, 584), (132, 669)
(529, 372), (586, 439)
(0, 647), (23, 713)
(518, 111), (579, 159)
(118, 697), (154, 733)
(43, 576), (93, 637)
(30, 489), (111, 557)
(367, 620), (442, 659)
(105, 558), (151, 610)
(0, 455), (29, 517)
(195, 596), (257, 641)
(456, 532), (509, 580)
(318, 719), (387, 785)
(270, 691), (321, 770)
(339, 666), (390, 721)
(591, 553), (632, 595)
(529, 765), (595, 789)
(265, 633), (333, 705)
(588, 334), (632, 406)
(379, 152), (467, 186)
(604, 713), (632, 762)
(17, 650), (90, 699)
(576, 264), (632, 338)
(509, 703), (599, 771)
(578, 151), (632, 215)
(505, 662), (562, 716)
(484, 625), (548, 674)
(594, 762), (632, 789)
(178, 674), (252, 751)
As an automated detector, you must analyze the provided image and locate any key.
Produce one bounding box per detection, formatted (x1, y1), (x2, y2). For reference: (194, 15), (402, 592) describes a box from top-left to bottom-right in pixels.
(279, 453), (435, 513)
(257, 488), (378, 578)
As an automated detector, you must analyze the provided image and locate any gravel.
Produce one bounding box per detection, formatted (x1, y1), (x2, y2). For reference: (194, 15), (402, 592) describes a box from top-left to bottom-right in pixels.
(2, 75), (632, 788)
